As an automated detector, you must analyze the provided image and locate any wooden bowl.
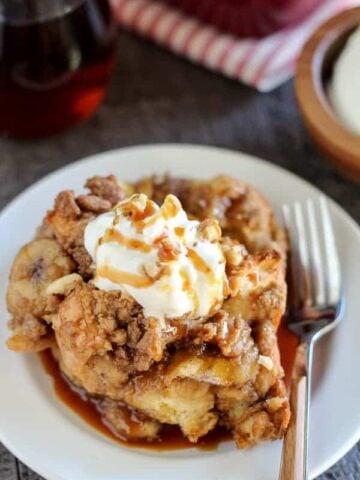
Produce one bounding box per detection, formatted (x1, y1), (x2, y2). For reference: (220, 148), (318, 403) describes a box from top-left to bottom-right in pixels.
(295, 7), (360, 182)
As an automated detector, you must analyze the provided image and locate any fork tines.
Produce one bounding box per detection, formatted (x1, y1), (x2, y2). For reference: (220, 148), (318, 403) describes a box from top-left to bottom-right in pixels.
(282, 196), (341, 314)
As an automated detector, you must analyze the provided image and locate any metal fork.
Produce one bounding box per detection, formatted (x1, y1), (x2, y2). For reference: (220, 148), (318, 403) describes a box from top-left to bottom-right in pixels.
(278, 196), (343, 480)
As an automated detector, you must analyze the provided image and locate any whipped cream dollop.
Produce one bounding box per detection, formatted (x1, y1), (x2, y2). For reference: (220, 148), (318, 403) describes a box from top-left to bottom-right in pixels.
(328, 27), (360, 135)
(84, 193), (226, 321)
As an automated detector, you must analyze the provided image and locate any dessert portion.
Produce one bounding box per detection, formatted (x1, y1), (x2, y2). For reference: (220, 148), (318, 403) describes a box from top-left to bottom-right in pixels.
(6, 174), (290, 448)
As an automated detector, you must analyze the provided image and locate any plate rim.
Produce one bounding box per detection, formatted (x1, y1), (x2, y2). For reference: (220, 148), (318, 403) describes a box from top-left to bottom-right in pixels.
(1, 143), (359, 236)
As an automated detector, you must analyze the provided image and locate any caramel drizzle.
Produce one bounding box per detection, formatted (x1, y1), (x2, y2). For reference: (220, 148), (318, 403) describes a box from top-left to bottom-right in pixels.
(131, 202), (158, 233)
(180, 268), (199, 315)
(161, 195), (180, 220)
(133, 196), (180, 233)
(101, 228), (152, 253)
(174, 227), (185, 238)
(187, 248), (215, 282)
(96, 196), (217, 302)
(97, 265), (154, 288)
(132, 201), (157, 221)
(186, 249), (221, 316)
(134, 213), (161, 234)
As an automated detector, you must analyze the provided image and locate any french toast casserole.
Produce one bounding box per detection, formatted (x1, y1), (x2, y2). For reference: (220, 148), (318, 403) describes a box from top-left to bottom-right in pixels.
(6, 174), (290, 448)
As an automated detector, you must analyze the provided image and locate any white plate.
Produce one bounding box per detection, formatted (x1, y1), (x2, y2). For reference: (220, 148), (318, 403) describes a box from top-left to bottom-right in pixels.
(0, 144), (359, 480)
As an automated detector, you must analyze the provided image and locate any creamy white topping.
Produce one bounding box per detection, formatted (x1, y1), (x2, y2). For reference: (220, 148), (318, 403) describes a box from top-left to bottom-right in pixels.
(84, 194), (226, 321)
(328, 27), (360, 135)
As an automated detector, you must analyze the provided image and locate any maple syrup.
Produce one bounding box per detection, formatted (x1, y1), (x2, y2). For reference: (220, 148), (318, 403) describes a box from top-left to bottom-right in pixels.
(0, 0), (116, 138)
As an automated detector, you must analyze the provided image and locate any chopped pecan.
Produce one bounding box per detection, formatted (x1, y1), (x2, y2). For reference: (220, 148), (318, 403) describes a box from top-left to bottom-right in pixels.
(77, 194), (112, 213)
(85, 175), (125, 205)
(54, 190), (81, 218)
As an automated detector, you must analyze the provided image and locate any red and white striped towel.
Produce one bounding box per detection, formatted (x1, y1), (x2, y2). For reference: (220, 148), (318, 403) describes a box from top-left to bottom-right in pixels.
(111, 0), (357, 91)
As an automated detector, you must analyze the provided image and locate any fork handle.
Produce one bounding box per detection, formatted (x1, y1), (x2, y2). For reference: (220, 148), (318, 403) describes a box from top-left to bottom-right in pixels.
(279, 341), (314, 480)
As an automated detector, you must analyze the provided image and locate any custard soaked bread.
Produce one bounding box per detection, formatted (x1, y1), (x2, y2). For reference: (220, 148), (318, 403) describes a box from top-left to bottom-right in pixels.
(6, 174), (290, 448)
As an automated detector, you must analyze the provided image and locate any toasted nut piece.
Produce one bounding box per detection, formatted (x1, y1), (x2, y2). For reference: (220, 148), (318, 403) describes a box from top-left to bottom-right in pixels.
(224, 244), (247, 267)
(85, 175), (125, 205)
(157, 237), (181, 261)
(258, 355), (273, 371)
(198, 219), (222, 242)
(161, 194), (181, 219)
(54, 190), (81, 218)
(76, 194), (112, 213)
(128, 193), (148, 210)
(116, 194), (156, 219)
(46, 273), (82, 296)
(142, 262), (164, 280)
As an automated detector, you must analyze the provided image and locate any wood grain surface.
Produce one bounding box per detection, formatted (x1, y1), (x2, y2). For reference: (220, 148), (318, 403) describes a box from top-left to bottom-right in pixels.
(0, 30), (359, 480)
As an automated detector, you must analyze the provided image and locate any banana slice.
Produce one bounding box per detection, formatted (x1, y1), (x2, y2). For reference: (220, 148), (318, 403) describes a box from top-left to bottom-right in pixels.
(7, 238), (75, 320)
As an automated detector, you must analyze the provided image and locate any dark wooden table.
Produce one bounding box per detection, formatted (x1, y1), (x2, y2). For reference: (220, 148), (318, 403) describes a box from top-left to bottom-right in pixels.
(0, 31), (359, 480)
